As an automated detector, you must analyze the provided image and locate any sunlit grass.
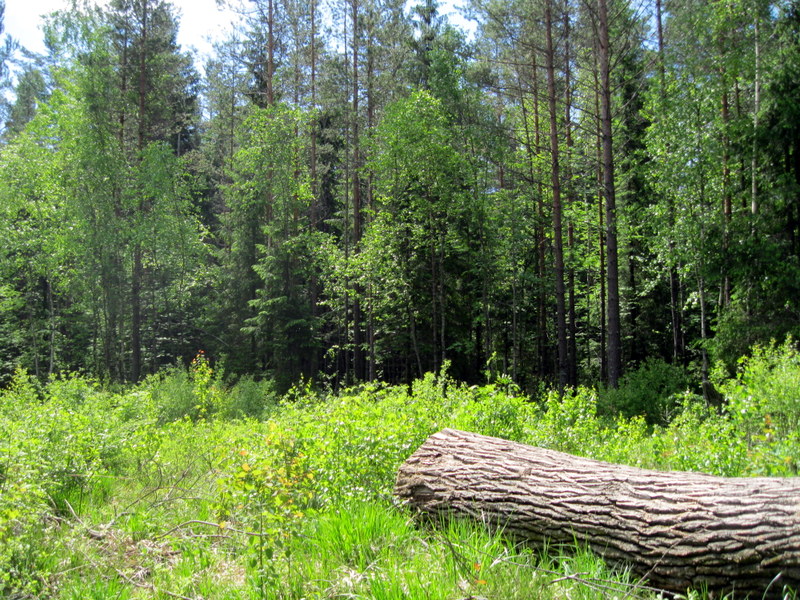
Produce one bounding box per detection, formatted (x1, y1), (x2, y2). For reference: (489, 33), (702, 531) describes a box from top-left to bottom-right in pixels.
(6, 347), (800, 598)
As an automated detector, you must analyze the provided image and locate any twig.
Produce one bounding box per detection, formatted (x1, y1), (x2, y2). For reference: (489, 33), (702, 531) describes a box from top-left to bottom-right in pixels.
(62, 498), (132, 541)
(65, 527), (194, 600)
(155, 519), (271, 540)
(114, 565), (197, 600)
(550, 572), (591, 584)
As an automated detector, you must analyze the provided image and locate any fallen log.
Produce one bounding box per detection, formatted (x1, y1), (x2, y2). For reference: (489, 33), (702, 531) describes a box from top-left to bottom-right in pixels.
(394, 428), (800, 597)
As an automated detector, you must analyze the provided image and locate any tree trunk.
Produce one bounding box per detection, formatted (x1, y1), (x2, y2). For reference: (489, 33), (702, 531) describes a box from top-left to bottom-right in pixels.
(544, 0), (568, 391)
(531, 54), (549, 379)
(310, 0), (318, 198)
(597, 0), (622, 388)
(721, 86), (732, 307)
(396, 428), (800, 597)
(655, 0), (685, 364)
(267, 0), (275, 106)
(752, 13), (760, 216)
(564, 8), (578, 387)
(594, 65), (607, 384)
(351, 0), (364, 381)
(131, 0), (148, 382)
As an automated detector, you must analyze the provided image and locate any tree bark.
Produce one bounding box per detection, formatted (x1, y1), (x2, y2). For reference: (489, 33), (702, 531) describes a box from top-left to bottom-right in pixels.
(655, 0), (685, 364)
(563, 8), (578, 387)
(395, 428), (800, 597)
(544, 0), (569, 391)
(597, 0), (622, 388)
(351, 0), (365, 382)
(131, 0), (149, 382)
(593, 57), (607, 383)
(267, 0), (275, 106)
(531, 53), (549, 379)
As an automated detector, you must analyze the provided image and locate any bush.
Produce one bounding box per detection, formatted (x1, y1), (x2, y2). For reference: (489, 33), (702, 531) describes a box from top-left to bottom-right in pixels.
(146, 352), (225, 423)
(714, 339), (800, 475)
(529, 387), (603, 454)
(656, 394), (749, 476)
(6, 356), (800, 598)
(268, 371), (536, 505)
(218, 375), (278, 420)
(448, 380), (535, 442)
(600, 358), (691, 424)
(0, 370), (125, 596)
(146, 367), (200, 423)
(719, 338), (800, 439)
(278, 381), (430, 504)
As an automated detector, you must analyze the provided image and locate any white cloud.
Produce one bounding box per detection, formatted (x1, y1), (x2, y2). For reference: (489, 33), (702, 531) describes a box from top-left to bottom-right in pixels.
(4, 0), (236, 58)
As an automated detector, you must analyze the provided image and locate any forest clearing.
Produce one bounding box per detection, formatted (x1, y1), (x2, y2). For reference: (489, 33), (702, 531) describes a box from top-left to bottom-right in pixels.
(1, 0), (800, 596)
(2, 342), (800, 598)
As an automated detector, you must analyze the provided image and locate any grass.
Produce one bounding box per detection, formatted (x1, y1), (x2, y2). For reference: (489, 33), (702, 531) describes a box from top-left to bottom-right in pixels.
(8, 450), (659, 599)
(40, 497), (657, 600)
(3, 342), (800, 598)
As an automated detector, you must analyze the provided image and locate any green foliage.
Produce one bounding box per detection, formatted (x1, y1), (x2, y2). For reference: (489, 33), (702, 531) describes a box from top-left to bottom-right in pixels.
(362, 89), (482, 378)
(274, 369), (535, 505)
(306, 502), (415, 572)
(221, 103), (320, 384)
(716, 339), (800, 475)
(720, 339), (800, 433)
(0, 370), (123, 596)
(710, 250), (800, 370)
(2, 352), (800, 598)
(652, 394), (747, 476)
(530, 387), (604, 455)
(600, 358), (692, 424)
(278, 381), (433, 504)
(0, 0), (796, 403)
(637, 340), (800, 477)
(5, 0), (800, 593)
(220, 375), (278, 420)
(146, 351), (226, 423)
(0, 4), (207, 381)
(216, 422), (315, 595)
(449, 379), (536, 441)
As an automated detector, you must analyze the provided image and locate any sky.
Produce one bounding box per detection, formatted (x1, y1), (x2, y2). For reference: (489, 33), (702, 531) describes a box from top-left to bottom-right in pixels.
(5, 0), (238, 60)
(4, 0), (472, 67)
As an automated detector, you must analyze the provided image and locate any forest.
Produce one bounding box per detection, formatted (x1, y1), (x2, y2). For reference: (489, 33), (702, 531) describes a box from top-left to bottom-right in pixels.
(2, 0), (800, 597)
(1, 0), (797, 393)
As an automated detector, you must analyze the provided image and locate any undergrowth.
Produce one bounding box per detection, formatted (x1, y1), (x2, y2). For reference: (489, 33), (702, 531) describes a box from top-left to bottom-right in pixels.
(1, 340), (799, 598)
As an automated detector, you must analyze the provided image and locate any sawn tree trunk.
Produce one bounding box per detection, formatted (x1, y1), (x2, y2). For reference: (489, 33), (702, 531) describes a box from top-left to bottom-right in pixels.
(394, 428), (800, 597)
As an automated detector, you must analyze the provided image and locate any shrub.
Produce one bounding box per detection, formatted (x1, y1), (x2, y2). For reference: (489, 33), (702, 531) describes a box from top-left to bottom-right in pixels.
(714, 339), (800, 475)
(0, 370), (124, 596)
(449, 380), (535, 442)
(218, 375), (278, 420)
(146, 366), (198, 423)
(656, 394), (749, 476)
(599, 358), (691, 424)
(719, 338), (800, 439)
(146, 352), (225, 423)
(278, 382), (428, 504)
(528, 387), (603, 454)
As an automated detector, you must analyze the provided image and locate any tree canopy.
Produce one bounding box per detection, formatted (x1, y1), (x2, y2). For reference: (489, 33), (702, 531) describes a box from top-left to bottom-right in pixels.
(1, 0), (798, 392)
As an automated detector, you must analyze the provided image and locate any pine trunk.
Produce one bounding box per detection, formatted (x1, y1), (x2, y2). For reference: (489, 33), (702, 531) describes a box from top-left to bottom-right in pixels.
(544, 0), (568, 390)
(395, 428), (800, 597)
(597, 0), (622, 388)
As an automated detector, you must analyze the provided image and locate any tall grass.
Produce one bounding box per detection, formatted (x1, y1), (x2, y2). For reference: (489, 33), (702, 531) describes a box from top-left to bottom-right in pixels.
(1, 341), (799, 598)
